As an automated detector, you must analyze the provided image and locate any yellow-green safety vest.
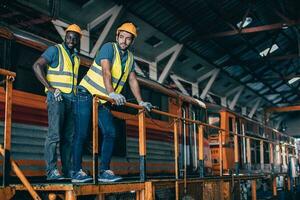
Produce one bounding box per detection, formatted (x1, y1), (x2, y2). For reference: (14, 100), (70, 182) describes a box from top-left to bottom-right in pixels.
(80, 42), (134, 103)
(46, 44), (80, 94)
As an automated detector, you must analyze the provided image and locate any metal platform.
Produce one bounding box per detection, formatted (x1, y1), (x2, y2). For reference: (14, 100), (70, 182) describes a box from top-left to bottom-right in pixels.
(4, 173), (291, 200)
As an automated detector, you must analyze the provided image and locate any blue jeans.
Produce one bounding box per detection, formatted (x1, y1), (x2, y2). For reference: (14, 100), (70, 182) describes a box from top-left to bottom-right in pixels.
(73, 87), (116, 172)
(45, 92), (75, 176)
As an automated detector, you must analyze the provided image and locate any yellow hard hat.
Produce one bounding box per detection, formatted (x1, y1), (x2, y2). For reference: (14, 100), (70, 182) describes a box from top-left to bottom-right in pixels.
(65, 24), (82, 37)
(117, 22), (137, 37)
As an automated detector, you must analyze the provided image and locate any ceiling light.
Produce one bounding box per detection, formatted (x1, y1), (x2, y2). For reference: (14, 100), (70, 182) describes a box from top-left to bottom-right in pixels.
(259, 44), (279, 57)
(282, 23), (289, 29)
(288, 77), (300, 84)
(236, 17), (252, 28)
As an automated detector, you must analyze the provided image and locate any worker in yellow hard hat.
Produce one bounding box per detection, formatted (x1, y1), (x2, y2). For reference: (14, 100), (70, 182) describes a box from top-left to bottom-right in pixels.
(71, 21), (153, 183)
(32, 24), (82, 181)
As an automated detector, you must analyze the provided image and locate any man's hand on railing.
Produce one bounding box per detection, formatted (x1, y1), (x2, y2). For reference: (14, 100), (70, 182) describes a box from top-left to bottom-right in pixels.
(139, 101), (153, 112)
(109, 92), (126, 105)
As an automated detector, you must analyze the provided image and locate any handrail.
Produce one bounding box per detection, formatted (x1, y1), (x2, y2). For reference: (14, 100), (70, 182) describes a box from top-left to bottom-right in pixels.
(1, 69), (15, 186)
(92, 94), (226, 199)
(0, 69), (41, 200)
(227, 127), (296, 175)
(93, 94), (225, 131)
(0, 68), (16, 78)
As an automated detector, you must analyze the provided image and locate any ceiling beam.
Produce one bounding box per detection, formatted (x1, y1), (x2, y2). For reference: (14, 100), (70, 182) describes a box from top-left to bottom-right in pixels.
(123, 1), (277, 106)
(193, 20), (300, 40)
(197, 68), (218, 83)
(248, 98), (262, 118)
(157, 44), (183, 84)
(170, 74), (189, 96)
(88, 5), (123, 57)
(15, 15), (50, 27)
(266, 105), (300, 113)
(200, 69), (220, 100)
(229, 86), (244, 110)
(204, 2), (297, 104)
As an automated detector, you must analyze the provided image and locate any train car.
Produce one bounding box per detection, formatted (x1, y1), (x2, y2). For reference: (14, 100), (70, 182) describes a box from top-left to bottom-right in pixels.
(206, 104), (297, 175)
(0, 27), (212, 179)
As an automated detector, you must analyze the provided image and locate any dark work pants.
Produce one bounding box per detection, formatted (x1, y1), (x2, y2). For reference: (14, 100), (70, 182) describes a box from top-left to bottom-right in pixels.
(73, 87), (116, 173)
(45, 92), (75, 176)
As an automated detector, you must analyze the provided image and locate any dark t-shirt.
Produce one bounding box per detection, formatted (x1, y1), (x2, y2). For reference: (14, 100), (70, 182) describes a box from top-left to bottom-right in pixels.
(41, 43), (77, 67)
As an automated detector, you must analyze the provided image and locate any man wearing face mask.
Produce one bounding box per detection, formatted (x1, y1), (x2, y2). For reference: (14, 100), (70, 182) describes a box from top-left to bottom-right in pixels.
(32, 24), (81, 180)
(72, 22), (153, 183)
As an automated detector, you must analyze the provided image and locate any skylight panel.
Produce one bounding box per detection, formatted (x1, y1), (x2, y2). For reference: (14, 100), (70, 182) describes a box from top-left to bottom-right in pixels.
(259, 44), (279, 57)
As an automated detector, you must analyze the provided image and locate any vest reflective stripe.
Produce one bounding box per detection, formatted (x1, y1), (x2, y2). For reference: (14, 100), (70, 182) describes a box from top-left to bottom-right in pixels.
(83, 76), (108, 94)
(46, 44), (80, 94)
(80, 42), (133, 103)
(88, 66), (125, 86)
(49, 82), (74, 88)
(47, 70), (78, 78)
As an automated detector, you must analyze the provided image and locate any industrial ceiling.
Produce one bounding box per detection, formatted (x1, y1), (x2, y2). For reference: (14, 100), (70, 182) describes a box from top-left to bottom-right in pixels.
(1, 0), (300, 133)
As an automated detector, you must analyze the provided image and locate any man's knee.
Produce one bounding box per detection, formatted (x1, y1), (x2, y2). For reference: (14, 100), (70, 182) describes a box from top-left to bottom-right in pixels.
(46, 134), (60, 143)
(103, 128), (116, 139)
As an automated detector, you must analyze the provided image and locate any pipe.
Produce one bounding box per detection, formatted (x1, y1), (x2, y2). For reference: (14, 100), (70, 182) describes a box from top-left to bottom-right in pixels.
(191, 111), (198, 170)
(181, 107), (187, 195)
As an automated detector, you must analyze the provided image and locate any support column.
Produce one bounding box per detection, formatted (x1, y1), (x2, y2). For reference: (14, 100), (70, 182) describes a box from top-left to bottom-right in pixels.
(251, 180), (257, 200)
(92, 97), (99, 184)
(246, 138), (251, 173)
(65, 191), (76, 200)
(234, 123), (239, 175)
(273, 177), (277, 197)
(219, 180), (224, 200)
(145, 182), (155, 200)
(173, 119), (179, 200)
(48, 193), (57, 200)
(3, 75), (13, 186)
(287, 176), (291, 191)
(219, 131), (223, 176)
(136, 191), (142, 200)
(279, 144), (282, 172)
(96, 194), (105, 200)
(269, 143), (274, 173)
(138, 110), (146, 181)
(260, 141), (264, 171)
(198, 125), (204, 177)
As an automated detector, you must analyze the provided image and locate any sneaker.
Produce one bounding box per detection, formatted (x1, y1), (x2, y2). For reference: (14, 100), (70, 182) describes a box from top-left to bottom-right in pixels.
(71, 169), (93, 183)
(98, 170), (122, 182)
(47, 169), (65, 181)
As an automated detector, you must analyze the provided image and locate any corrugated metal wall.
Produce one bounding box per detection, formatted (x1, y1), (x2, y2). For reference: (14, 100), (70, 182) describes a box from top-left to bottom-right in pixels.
(0, 121), (175, 175)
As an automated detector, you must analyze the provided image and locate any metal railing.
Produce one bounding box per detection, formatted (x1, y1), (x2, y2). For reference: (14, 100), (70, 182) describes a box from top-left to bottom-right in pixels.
(92, 94), (226, 199)
(0, 69), (41, 200)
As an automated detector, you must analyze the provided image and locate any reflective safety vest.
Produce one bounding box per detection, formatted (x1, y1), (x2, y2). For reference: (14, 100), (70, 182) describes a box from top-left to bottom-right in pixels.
(80, 42), (134, 103)
(46, 44), (80, 94)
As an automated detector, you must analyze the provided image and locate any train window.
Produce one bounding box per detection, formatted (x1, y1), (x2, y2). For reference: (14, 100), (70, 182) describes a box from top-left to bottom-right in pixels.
(192, 105), (206, 122)
(246, 121), (254, 135)
(259, 126), (264, 137)
(207, 112), (220, 136)
(208, 112), (220, 127)
(229, 117), (234, 132)
(264, 143), (270, 163)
